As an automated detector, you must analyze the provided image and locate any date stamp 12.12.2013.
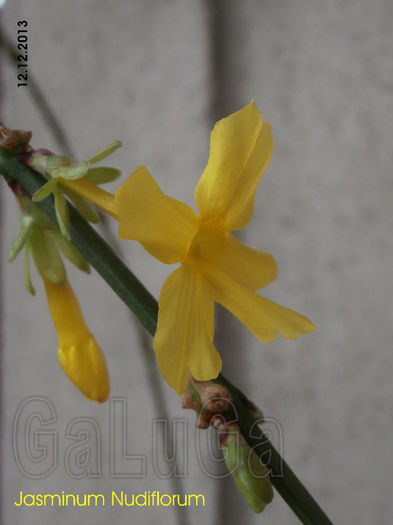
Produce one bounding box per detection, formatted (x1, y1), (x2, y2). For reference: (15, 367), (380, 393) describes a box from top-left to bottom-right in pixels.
(16, 20), (28, 87)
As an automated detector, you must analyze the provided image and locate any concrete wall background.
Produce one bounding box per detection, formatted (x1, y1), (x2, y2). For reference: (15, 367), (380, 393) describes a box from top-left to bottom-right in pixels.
(2, 1), (393, 524)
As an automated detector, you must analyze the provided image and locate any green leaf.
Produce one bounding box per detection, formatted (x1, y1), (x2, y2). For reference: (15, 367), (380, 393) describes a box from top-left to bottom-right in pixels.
(87, 140), (122, 164)
(29, 226), (66, 285)
(47, 229), (90, 274)
(85, 167), (121, 185)
(64, 189), (100, 223)
(7, 215), (34, 261)
(49, 161), (88, 180)
(32, 179), (58, 202)
(53, 186), (70, 240)
(24, 243), (35, 295)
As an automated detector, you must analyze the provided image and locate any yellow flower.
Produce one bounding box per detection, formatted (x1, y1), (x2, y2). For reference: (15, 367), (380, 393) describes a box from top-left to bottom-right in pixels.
(43, 277), (110, 402)
(114, 101), (315, 394)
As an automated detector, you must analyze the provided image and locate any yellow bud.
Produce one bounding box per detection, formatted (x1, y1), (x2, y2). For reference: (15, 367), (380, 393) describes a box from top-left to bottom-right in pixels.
(43, 278), (110, 402)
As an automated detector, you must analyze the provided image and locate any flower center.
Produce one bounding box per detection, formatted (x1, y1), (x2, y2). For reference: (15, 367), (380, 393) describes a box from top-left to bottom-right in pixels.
(186, 221), (225, 272)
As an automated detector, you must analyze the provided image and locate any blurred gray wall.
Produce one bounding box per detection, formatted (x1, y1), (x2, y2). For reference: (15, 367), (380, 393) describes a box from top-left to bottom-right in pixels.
(2, 1), (393, 524)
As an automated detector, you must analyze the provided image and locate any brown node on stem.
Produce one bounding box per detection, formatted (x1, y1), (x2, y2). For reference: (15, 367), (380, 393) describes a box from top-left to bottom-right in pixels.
(0, 124), (32, 153)
(181, 378), (234, 429)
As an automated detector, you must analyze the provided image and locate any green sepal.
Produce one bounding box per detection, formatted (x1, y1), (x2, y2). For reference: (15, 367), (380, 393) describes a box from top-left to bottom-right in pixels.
(87, 140), (122, 164)
(29, 203), (56, 229)
(47, 229), (90, 274)
(85, 167), (121, 185)
(49, 161), (88, 181)
(53, 185), (70, 240)
(7, 214), (34, 262)
(221, 424), (273, 513)
(32, 178), (58, 202)
(29, 227), (66, 285)
(24, 243), (35, 295)
(64, 189), (100, 223)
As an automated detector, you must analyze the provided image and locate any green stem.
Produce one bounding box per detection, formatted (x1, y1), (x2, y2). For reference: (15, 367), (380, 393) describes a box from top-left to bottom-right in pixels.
(0, 148), (333, 524)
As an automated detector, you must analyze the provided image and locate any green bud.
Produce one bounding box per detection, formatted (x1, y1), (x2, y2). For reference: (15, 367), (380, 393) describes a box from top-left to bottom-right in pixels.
(235, 448), (273, 512)
(87, 140), (122, 164)
(220, 424), (273, 513)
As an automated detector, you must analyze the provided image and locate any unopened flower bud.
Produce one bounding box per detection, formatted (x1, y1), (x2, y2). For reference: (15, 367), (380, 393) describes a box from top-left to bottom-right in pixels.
(44, 278), (110, 402)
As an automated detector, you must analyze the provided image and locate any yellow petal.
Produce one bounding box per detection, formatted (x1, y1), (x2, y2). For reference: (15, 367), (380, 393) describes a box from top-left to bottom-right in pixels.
(219, 233), (277, 291)
(194, 101), (273, 231)
(43, 278), (110, 402)
(153, 264), (222, 395)
(207, 268), (316, 343)
(116, 166), (198, 264)
(61, 178), (118, 219)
